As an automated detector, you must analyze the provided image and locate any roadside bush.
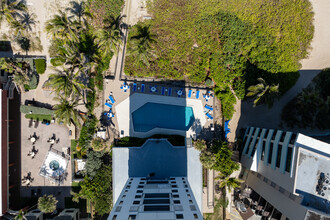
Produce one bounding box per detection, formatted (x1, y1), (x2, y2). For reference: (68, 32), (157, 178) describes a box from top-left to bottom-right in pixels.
(34, 59), (46, 74)
(50, 57), (64, 66)
(20, 105), (54, 115)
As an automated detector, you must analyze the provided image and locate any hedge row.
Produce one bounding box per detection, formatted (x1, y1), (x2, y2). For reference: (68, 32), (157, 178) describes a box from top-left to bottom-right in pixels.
(20, 105), (54, 115)
(34, 59), (46, 74)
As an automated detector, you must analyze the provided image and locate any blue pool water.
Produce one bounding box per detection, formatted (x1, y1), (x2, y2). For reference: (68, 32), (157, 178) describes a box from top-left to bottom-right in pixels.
(132, 103), (195, 132)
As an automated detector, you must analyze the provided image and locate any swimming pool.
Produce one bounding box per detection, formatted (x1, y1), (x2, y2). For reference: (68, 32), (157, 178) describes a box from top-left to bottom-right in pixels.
(132, 103), (195, 132)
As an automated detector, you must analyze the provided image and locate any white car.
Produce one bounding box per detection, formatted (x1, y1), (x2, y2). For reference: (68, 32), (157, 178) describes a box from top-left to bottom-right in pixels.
(236, 201), (247, 213)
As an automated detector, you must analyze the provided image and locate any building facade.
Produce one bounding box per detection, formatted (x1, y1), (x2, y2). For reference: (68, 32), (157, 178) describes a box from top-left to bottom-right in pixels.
(108, 177), (203, 220)
(240, 127), (330, 220)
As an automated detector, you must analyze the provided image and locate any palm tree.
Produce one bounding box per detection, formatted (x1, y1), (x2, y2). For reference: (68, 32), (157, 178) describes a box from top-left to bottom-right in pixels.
(0, 0), (26, 25)
(16, 11), (37, 35)
(95, 15), (124, 56)
(65, 1), (91, 24)
(45, 10), (80, 42)
(45, 68), (86, 98)
(12, 71), (29, 91)
(127, 24), (157, 66)
(217, 176), (243, 193)
(246, 78), (279, 108)
(54, 96), (82, 127)
(55, 44), (87, 70)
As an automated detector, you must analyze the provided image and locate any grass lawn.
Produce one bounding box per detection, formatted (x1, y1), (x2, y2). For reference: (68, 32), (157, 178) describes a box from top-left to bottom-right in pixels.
(25, 114), (52, 121)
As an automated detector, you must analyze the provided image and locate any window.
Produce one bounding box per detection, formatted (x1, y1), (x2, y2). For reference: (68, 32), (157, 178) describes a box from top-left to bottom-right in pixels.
(172, 185), (178, 188)
(137, 185), (143, 188)
(183, 181), (186, 184)
(276, 143), (282, 168)
(263, 177), (268, 183)
(173, 194), (179, 198)
(143, 199), (170, 204)
(133, 201), (140, 205)
(122, 195), (126, 198)
(137, 190), (143, 193)
(271, 182), (276, 188)
(135, 195), (142, 199)
(268, 142), (274, 164)
(144, 205), (170, 211)
(112, 215), (117, 220)
(174, 200), (181, 204)
(184, 185), (188, 188)
(144, 193), (169, 198)
(126, 185), (131, 189)
(185, 189), (189, 193)
(170, 177), (175, 180)
(172, 189), (178, 193)
(119, 201), (123, 205)
(128, 215), (136, 220)
(261, 139), (266, 161)
(189, 200), (193, 204)
(289, 133), (297, 144)
(139, 182), (144, 184)
(176, 214), (184, 219)
(128, 182), (132, 184)
(280, 133), (286, 142)
(279, 187), (285, 193)
(194, 213), (198, 219)
(285, 147), (293, 172)
(187, 194), (191, 198)
(190, 205), (197, 211)
(115, 206), (121, 212)
(171, 181), (176, 184)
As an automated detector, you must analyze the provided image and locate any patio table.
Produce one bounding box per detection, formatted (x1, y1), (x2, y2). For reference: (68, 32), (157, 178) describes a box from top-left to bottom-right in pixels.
(30, 137), (36, 143)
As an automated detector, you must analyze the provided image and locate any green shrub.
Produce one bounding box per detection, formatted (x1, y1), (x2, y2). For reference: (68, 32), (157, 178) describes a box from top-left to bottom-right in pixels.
(205, 78), (214, 87)
(215, 87), (236, 120)
(34, 59), (46, 74)
(78, 115), (98, 151)
(50, 57), (64, 66)
(20, 105), (55, 115)
(28, 73), (38, 89)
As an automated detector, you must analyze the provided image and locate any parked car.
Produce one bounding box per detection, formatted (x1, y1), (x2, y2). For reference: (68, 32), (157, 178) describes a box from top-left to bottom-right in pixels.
(235, 201), (247, 213)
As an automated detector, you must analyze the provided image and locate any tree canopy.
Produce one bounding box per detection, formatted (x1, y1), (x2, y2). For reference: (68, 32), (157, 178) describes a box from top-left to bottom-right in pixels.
(124, 0), (314, 118)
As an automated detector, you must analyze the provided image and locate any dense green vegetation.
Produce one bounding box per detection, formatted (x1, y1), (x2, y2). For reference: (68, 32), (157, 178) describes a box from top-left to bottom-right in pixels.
(34, 59), (46, 74)
(73, 152), (112, 215)
(125, 0), (313, 118)
(281, 69), (330, 129)
(44, 1), (124, 216)
(116, 134), (186, 147)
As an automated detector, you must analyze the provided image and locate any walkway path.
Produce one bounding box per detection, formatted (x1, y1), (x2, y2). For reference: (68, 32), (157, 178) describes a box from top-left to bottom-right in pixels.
(231, 0), (330, 136)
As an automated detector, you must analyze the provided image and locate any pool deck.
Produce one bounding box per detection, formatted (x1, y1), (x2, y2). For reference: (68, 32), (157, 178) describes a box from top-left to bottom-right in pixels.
(115, 93), (207, 138)
(97, 79), (217, 141)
